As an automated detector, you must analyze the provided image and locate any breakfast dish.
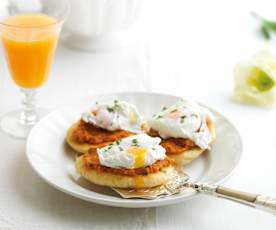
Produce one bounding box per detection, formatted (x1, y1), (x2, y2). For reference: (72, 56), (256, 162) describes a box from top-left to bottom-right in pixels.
(68, 97), (215, 189)
(146, 99), (216, 166)
(66, 100), (144, 154)
(26, 92), (242, 207)
(75, 134), (174, 188)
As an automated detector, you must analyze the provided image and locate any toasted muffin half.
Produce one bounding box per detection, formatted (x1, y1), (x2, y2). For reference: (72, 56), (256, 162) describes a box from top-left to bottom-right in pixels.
(66, 120), (133, 154)
(147, 121), (216, 166)
(75, 152), (174, 188)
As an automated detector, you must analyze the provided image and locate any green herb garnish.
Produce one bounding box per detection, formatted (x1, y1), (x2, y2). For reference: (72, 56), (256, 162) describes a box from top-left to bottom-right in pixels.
(113, 100), (120, 108)
(157, 115), (162, 119)
(132, 138), (138, 146)
(106, 100), (121, 113)
(162, 106), (167, 111)
(180, 115), (187, 123)
(107, 106), (114, 112)
(116, 140), (121, 145)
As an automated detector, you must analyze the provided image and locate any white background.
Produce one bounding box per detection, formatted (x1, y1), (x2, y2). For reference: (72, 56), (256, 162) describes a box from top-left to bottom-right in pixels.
(0, 0), (276, 229)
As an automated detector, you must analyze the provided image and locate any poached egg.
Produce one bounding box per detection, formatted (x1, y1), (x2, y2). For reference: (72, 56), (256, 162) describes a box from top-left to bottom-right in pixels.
(147, 99), (214, 149)
(97, 134), (166, 169)
(82, 100), (143, 133)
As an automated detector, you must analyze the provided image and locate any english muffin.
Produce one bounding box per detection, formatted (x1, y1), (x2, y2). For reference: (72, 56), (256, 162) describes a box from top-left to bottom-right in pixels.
(67, 100), (144, 154)
(75, 134), (174, 188)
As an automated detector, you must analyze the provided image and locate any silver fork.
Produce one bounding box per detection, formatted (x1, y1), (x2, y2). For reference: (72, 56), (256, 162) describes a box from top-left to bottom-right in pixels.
(164, 172), (276, 215)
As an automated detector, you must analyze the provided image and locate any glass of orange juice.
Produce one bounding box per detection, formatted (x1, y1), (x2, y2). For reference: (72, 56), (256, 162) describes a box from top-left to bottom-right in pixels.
(0, 0), (69, 138)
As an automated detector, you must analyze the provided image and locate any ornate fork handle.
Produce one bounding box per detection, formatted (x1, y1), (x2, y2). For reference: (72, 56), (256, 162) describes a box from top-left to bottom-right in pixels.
(185, 182), (276, 215)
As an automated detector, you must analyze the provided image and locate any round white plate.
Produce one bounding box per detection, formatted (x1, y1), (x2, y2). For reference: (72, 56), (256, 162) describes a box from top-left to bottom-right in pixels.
(26, 92), (242, 208)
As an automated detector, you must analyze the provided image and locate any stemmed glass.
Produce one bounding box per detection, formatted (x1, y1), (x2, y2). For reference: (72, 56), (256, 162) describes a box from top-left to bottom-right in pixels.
(0, 0), (69, 139)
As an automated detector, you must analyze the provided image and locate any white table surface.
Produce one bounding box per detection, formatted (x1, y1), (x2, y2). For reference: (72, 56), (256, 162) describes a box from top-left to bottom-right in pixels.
(1, 0), (276, 229)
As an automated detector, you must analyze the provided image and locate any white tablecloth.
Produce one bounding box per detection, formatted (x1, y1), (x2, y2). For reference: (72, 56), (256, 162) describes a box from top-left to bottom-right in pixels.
(0, 0), (276, 229)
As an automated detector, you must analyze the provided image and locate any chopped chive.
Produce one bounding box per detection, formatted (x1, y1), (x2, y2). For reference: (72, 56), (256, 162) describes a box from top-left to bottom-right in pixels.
(119, 147), (124, 151)
(157, 115), (162, 119)
(162, 106), (167, 111)
(132, 138), (138, 146)
(116, 140), (121, 145)
(181, 115), (187, 123)
(107, 106), (114, 112)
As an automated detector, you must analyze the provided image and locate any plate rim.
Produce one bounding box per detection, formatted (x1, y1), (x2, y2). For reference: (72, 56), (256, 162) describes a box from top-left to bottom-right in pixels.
(26, 91), (243, 208)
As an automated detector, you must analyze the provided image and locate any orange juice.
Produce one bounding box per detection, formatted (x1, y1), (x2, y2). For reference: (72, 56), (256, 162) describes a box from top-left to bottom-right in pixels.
(1, 14), (59, 88)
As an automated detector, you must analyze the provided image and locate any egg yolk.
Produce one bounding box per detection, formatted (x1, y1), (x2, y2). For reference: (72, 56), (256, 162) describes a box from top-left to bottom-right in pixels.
(165, 110), (181, 119)
(128, 147), (147, 168)
(129, 111), (137, 124)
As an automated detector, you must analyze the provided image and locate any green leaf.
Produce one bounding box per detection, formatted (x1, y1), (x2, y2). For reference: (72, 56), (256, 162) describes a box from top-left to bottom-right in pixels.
(251, 12), (276, 39)
(263, 20), (276, 31)
(261, 25), (271, 40)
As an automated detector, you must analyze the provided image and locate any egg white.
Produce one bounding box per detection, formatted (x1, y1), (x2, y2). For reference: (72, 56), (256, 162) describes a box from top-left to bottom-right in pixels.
(97, 134), (166, 169)
(147, 99), (214, 149)
(82, 100), (143, 133)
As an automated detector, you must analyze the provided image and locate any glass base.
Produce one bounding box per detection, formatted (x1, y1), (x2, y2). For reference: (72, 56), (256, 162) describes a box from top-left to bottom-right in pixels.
(0, 108), (48, 139)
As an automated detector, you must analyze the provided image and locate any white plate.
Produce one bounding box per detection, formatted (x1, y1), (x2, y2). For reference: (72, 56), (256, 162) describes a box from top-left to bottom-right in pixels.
(26, 92), (242, 208)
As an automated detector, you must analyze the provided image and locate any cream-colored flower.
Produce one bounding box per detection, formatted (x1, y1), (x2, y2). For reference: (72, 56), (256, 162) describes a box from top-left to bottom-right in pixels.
(234, 50), (276, 107)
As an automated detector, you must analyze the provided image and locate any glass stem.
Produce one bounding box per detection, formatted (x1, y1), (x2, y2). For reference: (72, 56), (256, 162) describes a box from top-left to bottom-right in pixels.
(20, 88), (38, 125)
